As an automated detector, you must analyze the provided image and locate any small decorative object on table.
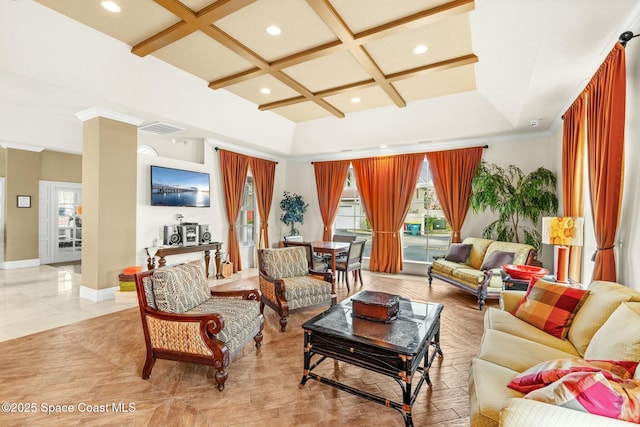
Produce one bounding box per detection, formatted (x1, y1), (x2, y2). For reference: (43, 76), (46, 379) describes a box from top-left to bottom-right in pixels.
(221, 253), (233, 278)
(502, 264), (549, 281)
(351, 290), (400, 323)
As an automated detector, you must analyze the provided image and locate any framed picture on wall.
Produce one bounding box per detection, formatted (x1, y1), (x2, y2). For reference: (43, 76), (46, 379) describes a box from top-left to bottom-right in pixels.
(17, 195), (31, 208)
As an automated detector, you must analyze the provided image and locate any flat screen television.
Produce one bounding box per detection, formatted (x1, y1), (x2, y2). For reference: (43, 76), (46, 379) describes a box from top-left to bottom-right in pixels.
(150, 165), (210, 207)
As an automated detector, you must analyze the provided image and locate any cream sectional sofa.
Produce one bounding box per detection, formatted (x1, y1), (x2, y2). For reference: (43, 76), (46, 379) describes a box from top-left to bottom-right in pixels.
(469, 280), (640, 426)
(428, 237), (537, 309)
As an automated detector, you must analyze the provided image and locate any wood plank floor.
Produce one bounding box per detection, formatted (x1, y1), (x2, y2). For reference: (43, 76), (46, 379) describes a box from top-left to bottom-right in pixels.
(0, 271), (497, 426)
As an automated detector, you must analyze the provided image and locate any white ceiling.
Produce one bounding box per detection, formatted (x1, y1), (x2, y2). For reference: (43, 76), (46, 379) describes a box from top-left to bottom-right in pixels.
(1, 0), (640, 158)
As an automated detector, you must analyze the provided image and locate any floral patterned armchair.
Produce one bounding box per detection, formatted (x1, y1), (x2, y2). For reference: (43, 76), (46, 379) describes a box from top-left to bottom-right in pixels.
(257, 247), (336, 332)
(134, 260), (263, 391)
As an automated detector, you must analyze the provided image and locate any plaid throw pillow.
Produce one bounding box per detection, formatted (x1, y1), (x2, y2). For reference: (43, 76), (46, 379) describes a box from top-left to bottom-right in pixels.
(513, 280), (590, 339)
(508, 357), (638, 393)
(524, 371), (640, 423)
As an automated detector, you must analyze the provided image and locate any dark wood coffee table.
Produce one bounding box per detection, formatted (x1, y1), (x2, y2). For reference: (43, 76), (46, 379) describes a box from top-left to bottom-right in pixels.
(300, 292), (443, 427)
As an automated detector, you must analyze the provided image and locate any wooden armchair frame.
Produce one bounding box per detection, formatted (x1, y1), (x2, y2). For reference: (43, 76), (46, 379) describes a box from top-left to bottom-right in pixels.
(257, 248), (337, 332)
(134, 268), (263, 391)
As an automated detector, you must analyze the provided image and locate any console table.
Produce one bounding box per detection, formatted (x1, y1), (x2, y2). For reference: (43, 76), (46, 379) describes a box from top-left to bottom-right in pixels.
(147, 242), (223, 278)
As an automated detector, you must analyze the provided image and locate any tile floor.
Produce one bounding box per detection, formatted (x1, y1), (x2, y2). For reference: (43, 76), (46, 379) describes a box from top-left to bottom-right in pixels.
(0, 263), (259, 342)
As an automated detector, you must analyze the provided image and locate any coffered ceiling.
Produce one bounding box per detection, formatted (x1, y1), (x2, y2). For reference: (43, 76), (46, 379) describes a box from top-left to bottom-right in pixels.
(2, 1), (640, 157)
(34, 0), (477, 122)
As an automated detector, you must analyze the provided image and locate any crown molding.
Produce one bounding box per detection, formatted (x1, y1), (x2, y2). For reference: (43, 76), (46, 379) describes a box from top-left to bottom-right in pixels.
(0, 141), (45, 152)
(75, 107), (145, 126)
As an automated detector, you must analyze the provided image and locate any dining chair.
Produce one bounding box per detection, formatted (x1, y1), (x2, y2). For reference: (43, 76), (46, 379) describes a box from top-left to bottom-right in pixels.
(283, 235), (304, 242)
(332, 235), (356, 243)
(335, 240), (366, 291)
(330, 234), (355, 263)
(283, 240), (330, 272)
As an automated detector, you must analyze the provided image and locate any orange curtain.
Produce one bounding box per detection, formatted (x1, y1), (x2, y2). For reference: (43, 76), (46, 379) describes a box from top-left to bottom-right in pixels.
(313, 160), (350, 241)
(561, 94), (586, 282)
(585, 43), (626, 282)
(352, 153), (424, 273)
(426, 146), (483, 244)
(250, 157), (277, 249)
(219, 149), (250, 273)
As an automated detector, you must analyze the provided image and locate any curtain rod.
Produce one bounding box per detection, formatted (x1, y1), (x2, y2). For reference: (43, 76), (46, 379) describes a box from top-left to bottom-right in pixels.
(214, 146), (278, 164)
(619, 31), (639, 47)
(310, 145), (489, 164)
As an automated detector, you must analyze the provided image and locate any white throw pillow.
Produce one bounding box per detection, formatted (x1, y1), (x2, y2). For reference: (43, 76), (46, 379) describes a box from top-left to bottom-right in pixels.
(584, 302), (640, 361)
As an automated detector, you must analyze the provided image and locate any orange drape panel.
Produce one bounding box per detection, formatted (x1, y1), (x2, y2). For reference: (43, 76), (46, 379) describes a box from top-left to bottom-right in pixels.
(561, 94), (586, 282)
(250, 157), (276, 249)
(426, 147), (483, 244)
(585, 43), (626, 282)
(219, 149), (250, 273)
(313, 160), (350, 241)
(352, 153), (424, 273)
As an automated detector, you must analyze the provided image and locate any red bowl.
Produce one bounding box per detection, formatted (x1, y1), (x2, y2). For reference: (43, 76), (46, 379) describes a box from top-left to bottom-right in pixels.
(502, 264), (549, 281)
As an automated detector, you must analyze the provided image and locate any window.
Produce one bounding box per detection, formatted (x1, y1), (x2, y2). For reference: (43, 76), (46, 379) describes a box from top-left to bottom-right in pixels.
(237, 176), (255, 245)
(334, 168), (372, 257)
(334, 161), (452, 263)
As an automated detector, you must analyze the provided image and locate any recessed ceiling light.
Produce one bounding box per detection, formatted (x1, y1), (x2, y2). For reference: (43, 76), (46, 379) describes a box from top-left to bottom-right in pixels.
(380, 145), (388, 149)
(351, 97), (361, 103)
(260, 87), (271, 95)
(101, 1), (121, 13)
(413, 45), (428, 55)
(266, 25), (281, 36)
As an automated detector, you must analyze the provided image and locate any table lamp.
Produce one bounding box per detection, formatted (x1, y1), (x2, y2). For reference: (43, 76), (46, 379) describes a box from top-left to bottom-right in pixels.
(541, 217), (584, 283)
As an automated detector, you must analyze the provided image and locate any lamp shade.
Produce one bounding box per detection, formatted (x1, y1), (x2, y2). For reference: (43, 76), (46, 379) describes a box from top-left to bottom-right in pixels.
(541, 217), (584, 247)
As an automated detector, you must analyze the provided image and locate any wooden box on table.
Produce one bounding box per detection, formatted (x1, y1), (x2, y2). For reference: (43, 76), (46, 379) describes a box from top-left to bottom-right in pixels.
(351, 291), (400, 323)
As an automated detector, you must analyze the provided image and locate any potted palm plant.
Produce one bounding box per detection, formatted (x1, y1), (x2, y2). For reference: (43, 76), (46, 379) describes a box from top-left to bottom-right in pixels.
(470, 161), (558, 253)
(279, 191), (309, 237)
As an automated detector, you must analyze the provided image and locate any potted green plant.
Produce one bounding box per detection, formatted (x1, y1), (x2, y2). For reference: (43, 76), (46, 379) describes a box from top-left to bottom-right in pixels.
(279, 191), (309, 237)
(470, 162), (558, 253)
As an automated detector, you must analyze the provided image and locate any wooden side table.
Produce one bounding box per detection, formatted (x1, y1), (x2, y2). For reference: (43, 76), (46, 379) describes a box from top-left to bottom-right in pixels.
(502, 274), (582, 291)
(502, 275), (530, 291)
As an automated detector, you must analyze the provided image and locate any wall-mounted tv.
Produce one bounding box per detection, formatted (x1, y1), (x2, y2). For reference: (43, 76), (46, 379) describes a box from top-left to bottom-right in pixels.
(150, 165), (210, 207)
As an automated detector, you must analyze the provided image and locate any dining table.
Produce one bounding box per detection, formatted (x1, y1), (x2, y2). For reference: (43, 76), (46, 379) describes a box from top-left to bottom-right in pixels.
(310, 240), (350, 273)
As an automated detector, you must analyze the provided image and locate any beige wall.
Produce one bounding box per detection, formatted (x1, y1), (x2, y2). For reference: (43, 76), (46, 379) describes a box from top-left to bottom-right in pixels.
(82, 117), (137, 291)
(40, 150), (82, 182)
(0, 148), (6, 177)
(5, 149), (40, 261)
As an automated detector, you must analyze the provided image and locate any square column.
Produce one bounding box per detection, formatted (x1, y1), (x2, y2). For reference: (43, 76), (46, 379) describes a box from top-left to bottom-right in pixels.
(76, 108), (143, 301)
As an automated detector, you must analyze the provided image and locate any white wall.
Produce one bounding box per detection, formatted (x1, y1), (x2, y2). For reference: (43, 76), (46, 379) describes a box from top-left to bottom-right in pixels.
(136, 140), (288, 271)
(461, 134), (557, 269)
(618, 38), (640, 290)
(277, 160), (325, 242)
(136, 142), (226, 269)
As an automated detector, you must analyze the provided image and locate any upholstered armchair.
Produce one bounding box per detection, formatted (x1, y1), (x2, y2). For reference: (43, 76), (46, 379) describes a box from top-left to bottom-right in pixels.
(134, 260), (264, 391)
(283, 240), (330, 272)
(257, 247), (336, 332)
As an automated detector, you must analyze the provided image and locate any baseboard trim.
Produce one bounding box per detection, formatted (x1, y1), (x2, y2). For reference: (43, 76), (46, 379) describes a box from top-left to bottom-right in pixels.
(2, 258), (40, 269)
(80, 285), (118, 302)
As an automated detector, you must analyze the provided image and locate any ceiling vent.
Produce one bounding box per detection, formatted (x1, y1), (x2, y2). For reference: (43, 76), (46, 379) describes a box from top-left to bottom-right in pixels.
(138, 121), (185, 135)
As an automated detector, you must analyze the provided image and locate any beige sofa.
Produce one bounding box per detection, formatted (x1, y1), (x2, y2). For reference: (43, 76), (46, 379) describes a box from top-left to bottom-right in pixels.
(470, 280), (640, 426)
(428, 237), (537, 309)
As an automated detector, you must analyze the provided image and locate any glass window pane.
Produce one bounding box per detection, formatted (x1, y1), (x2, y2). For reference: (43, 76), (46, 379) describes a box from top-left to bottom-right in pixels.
(335, 162), (452, 264)
(237, 177), (256, 245)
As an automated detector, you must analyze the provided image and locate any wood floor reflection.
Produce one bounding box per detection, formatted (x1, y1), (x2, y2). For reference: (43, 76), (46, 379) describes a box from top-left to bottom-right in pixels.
(0, 271), (495, 426)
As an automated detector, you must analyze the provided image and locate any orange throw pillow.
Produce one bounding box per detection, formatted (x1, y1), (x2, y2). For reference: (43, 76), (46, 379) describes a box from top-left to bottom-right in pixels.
(513, 280), (590, 339)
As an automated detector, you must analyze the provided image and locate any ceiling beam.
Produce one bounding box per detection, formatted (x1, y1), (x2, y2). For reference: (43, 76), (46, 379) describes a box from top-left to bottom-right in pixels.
(132, 0), (256, 57)
(386, 53), (478, 82)
(307, 0), (406, 107)
(258, 54), (477, 111)
(209, 0), (475, 89)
